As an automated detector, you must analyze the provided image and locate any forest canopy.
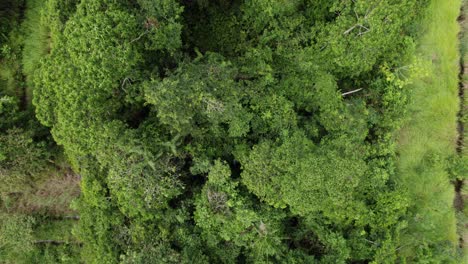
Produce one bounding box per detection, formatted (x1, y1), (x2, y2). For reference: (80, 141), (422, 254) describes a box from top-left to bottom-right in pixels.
(0, 0), (464, 263)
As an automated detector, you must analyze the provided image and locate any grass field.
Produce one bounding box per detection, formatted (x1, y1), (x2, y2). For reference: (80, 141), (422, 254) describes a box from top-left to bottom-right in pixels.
(396, 0), (462, 261)
(0, 0), (48, 105)
(21, 0), (50, 104)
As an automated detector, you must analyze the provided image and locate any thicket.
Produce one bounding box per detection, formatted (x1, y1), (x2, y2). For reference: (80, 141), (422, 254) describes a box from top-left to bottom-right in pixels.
(1, 0), (81, 262)
(0, 0), (463, 263)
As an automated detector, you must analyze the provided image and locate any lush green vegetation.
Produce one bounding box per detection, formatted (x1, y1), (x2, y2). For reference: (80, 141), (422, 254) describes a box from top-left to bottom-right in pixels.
(396, 0), (463, 261)
(0, 0), (464, 263)
(0, 0), (81, 262)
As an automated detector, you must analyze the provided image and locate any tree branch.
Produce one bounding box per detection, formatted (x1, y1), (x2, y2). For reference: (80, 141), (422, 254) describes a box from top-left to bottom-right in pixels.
(130, 29), (149, 44)
(342, 88), (363, 96)
(344, 24), (358, 35)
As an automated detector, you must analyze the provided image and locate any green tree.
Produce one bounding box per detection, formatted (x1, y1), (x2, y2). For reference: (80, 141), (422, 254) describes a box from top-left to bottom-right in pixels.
(0, 213), (35, 261)
(0, 128), (48, 194)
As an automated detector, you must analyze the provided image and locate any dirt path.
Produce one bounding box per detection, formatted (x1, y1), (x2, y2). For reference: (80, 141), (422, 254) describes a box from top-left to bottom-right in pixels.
(455, 0), (467, 252)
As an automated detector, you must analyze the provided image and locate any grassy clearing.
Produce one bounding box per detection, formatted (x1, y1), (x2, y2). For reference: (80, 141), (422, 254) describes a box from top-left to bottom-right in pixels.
(0, 28), (24, 98)
(34, 219), (78, 243)
(0, 0), (49, 105)
(396, 0), (462, 261)
(29, 219), (80, 263)
(21, 0), (50, 103)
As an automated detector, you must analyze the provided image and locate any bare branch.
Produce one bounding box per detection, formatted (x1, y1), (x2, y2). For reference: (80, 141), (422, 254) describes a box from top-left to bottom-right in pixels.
(344, 24), (358, 35)
(121, 77), (133, 91)
(357, 25), (371, 36)
(130, 29), (149, 44)
(342, 88), (363, 96)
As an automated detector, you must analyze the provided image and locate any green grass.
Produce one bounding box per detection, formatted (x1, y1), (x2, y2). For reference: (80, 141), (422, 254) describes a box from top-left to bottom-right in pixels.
(21, 0), (50, 102)
(34, 219), (77, 242)
(30, 219), (80, 264)
(0, 1), (23, 96)
(0, 33), (23, 97)
(0, 0), (49, 104)
(396, 0), (462, 261)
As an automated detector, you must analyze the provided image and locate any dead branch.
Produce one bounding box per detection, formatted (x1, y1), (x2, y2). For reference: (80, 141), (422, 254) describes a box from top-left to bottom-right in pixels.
(342, 88), (363, 96)
(130, 29), (149, 44)
(344, 24), (358, 35)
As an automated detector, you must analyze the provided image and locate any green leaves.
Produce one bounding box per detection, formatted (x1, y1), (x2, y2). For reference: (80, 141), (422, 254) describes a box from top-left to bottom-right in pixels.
(23, 0), (438, 262)
(0, 214), (35, 259)
(144, 53), (241, 133)
(312, 0), (424, 77)
(0, 128), (49, 194)
(136, 0), (183, 52)
(0, 96), (20, 130)
(240, 131), (368, 223)
(194, 160), (287, 263)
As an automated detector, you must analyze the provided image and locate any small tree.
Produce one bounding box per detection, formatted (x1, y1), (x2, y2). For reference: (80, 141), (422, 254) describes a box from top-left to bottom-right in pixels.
(0, 213), (35, 260)
(0, 128), (48, 194)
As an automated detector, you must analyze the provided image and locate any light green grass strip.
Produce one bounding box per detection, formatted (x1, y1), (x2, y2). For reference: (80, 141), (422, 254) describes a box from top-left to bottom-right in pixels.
(397, 0), (461, 260)
(22, 0), (50, 104)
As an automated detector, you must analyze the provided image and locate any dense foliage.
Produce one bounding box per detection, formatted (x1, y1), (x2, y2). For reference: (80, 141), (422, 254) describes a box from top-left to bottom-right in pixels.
(0, 0), (463, 263)
(1, 0), (81, 262)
